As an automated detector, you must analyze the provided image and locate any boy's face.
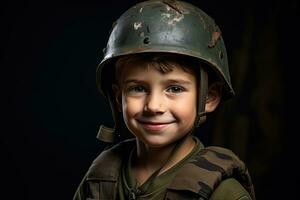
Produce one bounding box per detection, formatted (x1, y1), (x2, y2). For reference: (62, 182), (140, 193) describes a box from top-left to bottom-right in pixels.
(116, 61), (197, 148)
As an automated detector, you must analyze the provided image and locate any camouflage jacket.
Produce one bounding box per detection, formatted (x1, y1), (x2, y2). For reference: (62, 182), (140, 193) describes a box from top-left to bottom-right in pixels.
(73, 139), (255, 200)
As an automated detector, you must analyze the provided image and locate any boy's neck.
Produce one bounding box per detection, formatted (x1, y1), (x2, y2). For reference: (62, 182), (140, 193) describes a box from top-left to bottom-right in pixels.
(132, 135), (195, 185)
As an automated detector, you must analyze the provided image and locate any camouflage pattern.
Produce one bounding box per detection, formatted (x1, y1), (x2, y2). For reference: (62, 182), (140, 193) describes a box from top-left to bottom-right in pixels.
(168, 146), (256, 199)
(73, 139), (255, 200)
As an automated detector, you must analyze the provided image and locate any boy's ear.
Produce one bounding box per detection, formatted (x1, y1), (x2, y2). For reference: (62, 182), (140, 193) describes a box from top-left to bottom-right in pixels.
(112, 84), (122, 112)
(205, 82), (222, 113)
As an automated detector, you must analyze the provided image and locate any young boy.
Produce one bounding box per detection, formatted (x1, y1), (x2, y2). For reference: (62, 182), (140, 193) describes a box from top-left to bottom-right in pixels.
(74, 0), (255, 199)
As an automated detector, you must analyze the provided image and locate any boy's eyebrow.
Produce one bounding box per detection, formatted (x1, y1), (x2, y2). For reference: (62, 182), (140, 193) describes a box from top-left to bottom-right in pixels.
(123, 79), (192, 85)
(164, 79), (192, 85)
(123, 79), (145, 84)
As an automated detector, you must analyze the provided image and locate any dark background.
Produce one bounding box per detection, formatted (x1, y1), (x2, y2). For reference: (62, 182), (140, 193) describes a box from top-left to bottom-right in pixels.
(3, 0), (298, 199)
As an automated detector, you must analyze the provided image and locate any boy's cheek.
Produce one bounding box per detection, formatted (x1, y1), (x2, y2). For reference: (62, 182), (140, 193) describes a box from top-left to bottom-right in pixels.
(122, 98), (144, 115)
(173, 98), (196, 111)
(172, 102), (197, 121)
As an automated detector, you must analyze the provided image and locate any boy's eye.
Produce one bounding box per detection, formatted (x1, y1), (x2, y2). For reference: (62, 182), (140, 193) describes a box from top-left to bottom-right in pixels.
(166, 86), (185, 93)
(127, 85), (147, 93)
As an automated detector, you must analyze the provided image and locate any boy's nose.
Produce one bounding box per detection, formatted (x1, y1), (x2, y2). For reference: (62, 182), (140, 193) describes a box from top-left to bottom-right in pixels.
(144, 92), (166, 114)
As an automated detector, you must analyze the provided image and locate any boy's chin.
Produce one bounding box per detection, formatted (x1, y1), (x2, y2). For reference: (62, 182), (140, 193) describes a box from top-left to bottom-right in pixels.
(138, 135), (179, 149)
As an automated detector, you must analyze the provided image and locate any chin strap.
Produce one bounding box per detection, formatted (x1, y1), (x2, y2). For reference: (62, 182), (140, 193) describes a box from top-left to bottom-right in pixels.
(194, 67), (208, 127)
(97, 125), (115, 143)
(97, 89), (121, 143)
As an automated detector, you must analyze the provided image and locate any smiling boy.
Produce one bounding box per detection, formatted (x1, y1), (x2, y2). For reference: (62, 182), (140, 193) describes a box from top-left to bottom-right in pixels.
(113, 54), (226, 200)
(74, 1), (255, 199)
(115, 55), (199, 149)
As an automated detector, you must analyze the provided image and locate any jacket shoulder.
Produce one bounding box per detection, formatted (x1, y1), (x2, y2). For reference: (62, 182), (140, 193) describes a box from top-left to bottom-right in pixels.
(86, 138), (135, 181)
(73, 139), (135, 200)
(167, 146), (255, 200)
(210, 178), (252, 200)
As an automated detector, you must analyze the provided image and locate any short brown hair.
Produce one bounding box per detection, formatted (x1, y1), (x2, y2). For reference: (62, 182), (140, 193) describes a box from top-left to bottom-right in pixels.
(114, 53), (199, 85)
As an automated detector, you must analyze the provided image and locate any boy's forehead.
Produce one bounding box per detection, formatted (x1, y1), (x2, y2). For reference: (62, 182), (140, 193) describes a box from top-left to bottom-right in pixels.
(120, 59), (193, 72)
(121, 61), (180, 74)
(115, 54), (198, 84)
(121, 62), (196, 80)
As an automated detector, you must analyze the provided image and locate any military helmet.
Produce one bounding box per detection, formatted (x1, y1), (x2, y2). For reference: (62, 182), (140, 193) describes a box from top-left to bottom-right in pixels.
(96, 0), (235, 143)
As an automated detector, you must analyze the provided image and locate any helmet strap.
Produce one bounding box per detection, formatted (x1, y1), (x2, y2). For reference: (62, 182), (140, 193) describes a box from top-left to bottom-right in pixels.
(97, 89), (120, 143)
(195, 67), (208, 127)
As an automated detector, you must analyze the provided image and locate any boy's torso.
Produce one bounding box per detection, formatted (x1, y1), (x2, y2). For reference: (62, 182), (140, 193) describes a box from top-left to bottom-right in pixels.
(74, 138), (254, 200)
(118, 137), (204, 200)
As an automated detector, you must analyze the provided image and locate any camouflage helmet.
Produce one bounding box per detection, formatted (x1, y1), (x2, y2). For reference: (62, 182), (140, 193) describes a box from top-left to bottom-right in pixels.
(96, 0), (235, 143)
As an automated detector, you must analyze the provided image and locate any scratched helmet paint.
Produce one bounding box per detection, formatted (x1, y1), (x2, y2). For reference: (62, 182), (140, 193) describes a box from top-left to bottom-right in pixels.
(96, 0), (235, 143)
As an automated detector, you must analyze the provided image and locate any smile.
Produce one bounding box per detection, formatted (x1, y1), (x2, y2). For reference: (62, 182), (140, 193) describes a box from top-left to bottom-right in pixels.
(137, 120), (174, 132)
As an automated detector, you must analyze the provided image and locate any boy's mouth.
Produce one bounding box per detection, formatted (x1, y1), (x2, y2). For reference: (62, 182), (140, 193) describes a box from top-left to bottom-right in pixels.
(137, 120), (175, 132)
